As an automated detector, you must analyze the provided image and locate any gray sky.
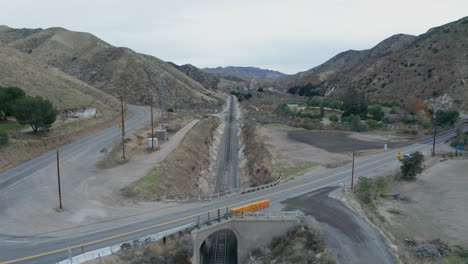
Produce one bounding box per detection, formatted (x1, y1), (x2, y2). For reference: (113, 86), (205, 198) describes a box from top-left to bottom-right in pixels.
(1, 0), (467, 74)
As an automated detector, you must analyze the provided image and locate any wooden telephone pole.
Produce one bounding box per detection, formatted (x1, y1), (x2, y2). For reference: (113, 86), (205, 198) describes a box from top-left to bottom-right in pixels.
(120, 96), (126, 159)
(56, 149), (63, 209)
(351, 151), (355, 190)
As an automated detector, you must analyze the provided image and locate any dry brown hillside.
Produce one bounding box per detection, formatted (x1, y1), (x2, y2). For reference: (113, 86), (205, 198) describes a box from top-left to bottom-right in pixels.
(279, 17), (468, 110)
(0, 26), (224, 111)
(0, 45), (119, 113)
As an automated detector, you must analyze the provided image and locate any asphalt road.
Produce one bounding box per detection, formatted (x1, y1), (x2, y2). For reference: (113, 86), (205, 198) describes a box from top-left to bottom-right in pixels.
(0, 105), (150, 193)
(0, 125), (464, 264)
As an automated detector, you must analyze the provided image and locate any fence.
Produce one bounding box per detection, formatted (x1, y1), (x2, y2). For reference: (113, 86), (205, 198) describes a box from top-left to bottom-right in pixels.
(144, 177), (282, 202)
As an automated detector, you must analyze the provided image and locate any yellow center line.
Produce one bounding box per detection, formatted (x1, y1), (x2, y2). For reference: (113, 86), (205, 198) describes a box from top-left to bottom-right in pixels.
(0, 131), (455, 264)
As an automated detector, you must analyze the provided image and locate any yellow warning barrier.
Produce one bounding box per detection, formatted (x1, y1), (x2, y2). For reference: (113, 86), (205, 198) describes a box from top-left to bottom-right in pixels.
(230, 200), (270, 216)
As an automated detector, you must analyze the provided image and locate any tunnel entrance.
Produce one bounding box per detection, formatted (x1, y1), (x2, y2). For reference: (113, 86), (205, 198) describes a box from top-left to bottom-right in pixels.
(199, 229), (237, 264)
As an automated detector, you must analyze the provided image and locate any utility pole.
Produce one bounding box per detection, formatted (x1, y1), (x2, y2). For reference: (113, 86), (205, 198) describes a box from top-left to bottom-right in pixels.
(174, 85), (178, 113)
(150, 100), (154, 150)
(432, 111), (437, 157)
(159, 79), (165, 130)
(56, 149), (63, 210)
(351, 151), (355, 190)
(120, 96), (126, 159)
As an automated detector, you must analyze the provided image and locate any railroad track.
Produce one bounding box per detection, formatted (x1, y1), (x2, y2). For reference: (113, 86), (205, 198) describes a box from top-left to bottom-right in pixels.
(207, 229), (234, 264)
(214, 96), (239, 194)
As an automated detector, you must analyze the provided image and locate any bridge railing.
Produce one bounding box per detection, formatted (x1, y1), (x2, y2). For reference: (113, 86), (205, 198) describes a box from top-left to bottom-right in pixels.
(144, 177), (282, 202)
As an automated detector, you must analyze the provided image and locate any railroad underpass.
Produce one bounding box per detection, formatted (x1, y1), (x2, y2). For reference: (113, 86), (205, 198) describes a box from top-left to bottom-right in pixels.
(192, 216), (299, 264)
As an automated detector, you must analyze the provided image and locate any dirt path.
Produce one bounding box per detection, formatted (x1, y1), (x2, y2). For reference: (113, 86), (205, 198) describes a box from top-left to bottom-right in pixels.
(282, 187), (394, 264)
(81, 119), (200, 206)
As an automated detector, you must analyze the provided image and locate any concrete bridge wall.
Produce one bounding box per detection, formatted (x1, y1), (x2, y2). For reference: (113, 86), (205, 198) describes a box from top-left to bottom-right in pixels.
(191, 218), (299, 264)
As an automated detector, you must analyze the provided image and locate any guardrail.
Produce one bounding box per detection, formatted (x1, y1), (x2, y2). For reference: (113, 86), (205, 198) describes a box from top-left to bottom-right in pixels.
(57, 209), (300, 264)
(144, 177), (282, 202)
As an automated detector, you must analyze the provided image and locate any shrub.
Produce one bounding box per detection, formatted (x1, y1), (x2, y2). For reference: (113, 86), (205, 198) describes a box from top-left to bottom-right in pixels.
(355, 177), (374, 204)
(329, 115), (339, 122)
(0, 131), (8, 145)
(399, 151), (424, 180)
(366, 119), (380, 129)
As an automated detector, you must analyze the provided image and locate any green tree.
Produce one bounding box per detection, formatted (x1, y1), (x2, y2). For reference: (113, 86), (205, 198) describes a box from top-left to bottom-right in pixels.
(0, 131), (8, 146)
(368, 105), (384, 121)
(12, 96), (58, 133)
(435, 109), (459, 125)
(399, 151), (424, 180)
(0, 86), (26, 119)
(341, 88), (368, 118)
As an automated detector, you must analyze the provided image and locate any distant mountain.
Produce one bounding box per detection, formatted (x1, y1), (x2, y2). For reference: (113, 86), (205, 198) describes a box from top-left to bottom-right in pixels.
(0, 45), (119, 112)
(168, 63), (221, 90)
(202, 66), (286, 83)
(278, 17), (468, 109)
(169, 63), (248, 91)
(0, 26), (224, 110)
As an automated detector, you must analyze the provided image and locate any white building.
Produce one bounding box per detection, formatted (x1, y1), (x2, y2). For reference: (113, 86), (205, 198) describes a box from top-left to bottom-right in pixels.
(74, 107), (97, 118)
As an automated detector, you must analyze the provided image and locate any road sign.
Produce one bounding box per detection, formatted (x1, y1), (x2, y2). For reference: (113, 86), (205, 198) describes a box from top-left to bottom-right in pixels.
(137, 117), (142, 120)
(118, 124), (122, 130)
(397, 152), (402, 160)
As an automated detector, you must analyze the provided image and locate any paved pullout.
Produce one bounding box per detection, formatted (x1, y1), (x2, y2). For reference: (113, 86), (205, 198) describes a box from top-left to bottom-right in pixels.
(283, 187), (394, 264)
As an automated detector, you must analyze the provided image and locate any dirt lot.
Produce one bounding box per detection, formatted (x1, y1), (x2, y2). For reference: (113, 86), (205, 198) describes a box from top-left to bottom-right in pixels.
(378, 158), (468, 248)
(288, 130), (416, 153)
(259, 126), (417, 180)
(282, 187), (394, 264)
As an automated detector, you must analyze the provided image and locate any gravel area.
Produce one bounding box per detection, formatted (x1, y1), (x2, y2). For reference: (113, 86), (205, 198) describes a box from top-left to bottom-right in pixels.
(282, 187), (394, 264)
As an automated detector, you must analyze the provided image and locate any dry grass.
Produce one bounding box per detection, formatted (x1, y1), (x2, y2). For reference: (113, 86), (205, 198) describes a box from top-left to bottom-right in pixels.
(122, 116), (218, 199)
(0, 111), (123, 173)
(96, 112), (194, 169)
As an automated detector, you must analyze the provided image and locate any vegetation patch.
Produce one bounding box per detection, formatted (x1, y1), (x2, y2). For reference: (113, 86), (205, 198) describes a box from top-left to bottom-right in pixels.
(247, 223), (334, 264)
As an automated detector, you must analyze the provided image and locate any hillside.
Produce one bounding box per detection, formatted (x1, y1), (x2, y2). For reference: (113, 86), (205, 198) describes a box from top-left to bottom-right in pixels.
(0, 26), (224, 110)
(278, 33), (417, 87)
(0, 45), (119, 112)
(202, 66), (286, 83)
(279, 17), (468, 109)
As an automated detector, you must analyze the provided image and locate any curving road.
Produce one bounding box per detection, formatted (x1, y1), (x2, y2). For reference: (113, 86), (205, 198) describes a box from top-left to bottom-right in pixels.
(0, 105), (150, 192)
(0, 124), (465, 264)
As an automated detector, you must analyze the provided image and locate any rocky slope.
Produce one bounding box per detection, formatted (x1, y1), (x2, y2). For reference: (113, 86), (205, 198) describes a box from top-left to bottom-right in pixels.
(0, 26), (224, 110)
(202, 66), (286, 83)
(279, 17), (468, 109)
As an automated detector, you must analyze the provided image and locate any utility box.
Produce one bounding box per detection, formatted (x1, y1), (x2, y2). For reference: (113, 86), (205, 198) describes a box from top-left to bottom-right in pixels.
(155, 129), (167, 141)
(148, 138), (158, 149)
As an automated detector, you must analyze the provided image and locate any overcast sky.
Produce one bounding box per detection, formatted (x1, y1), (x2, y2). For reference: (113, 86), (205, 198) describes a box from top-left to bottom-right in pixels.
(1, 0), (467, 74)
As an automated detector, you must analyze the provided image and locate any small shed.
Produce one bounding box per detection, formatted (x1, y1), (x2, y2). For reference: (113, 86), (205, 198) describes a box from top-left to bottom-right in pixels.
(74, 107), (97, 118)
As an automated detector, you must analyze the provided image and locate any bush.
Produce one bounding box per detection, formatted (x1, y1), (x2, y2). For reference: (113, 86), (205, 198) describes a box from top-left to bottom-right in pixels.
(355, 177), (374, 204)
(399, 151), (424, 180)
(257, 87), (264, 92)
(329, 115), (339, 122)
(167, 108), (175, 112)
(366, 119), (380, 129)
(0, 131), (8, 145)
